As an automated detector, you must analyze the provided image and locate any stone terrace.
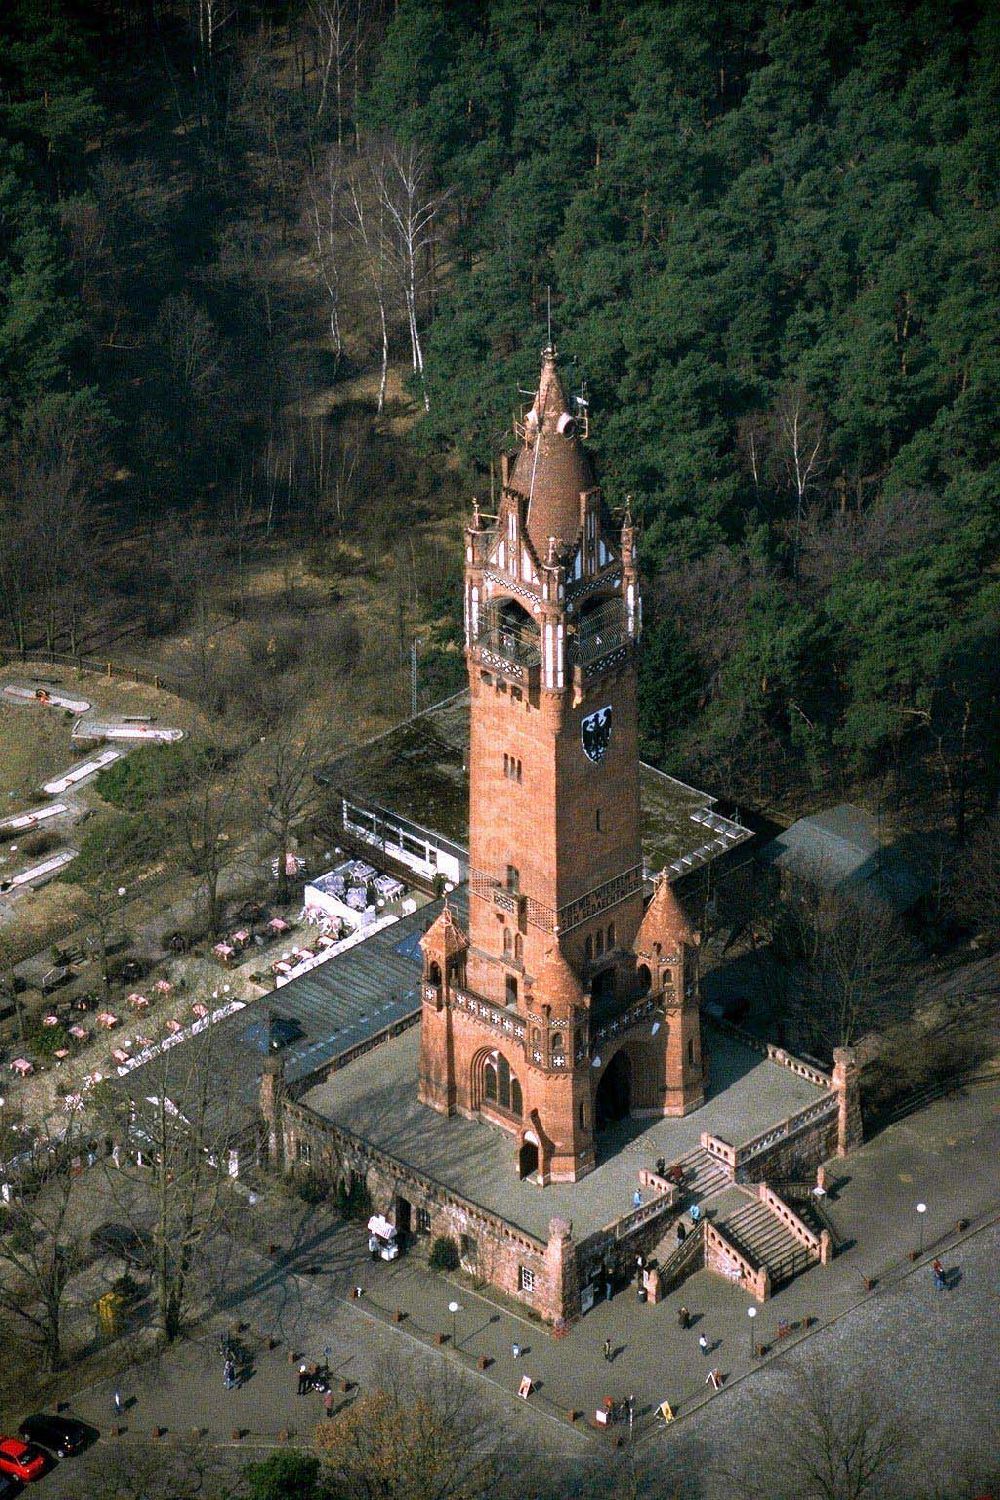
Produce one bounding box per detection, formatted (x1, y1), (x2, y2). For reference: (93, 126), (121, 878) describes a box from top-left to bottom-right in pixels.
(297, 1022), (829, 1243)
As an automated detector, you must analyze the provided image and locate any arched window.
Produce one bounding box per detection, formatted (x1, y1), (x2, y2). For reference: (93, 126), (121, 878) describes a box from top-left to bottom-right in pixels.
(484, 1062), (497, 1102)
(510, 1077), (522, 1117)
(514, 934), (523, 963)
(585, 935), (593, 962)
(551, 1032), (564, 1056)
(497, 1054), (511, 1109)
(595, 929), (604, 958)
(428, 961), (441, 986)
(503, 927), (512, 957)
(637, 964), (651, 995)
(607, 923), (615, 950)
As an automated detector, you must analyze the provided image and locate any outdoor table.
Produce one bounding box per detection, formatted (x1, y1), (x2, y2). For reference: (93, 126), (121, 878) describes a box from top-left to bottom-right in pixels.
(53, 1049), (70, 1061)
(111, 1048), (130, 1065)
(317, 934), (337, 948)
(42, 1014), (59, 1027)
(127, 993), (149, 1009)
(11, 1058), (33, 1075)
(268, 918), (291, 934)
(294, 948), (312, 963)
(213, 943), (234, 962)
(154, 979), (172, 994)
(232, 929), (250, 945)
(166, 1019), (182, 1034)
(96, 1012), (119, 1029)
(272, 960), (292, 976)
(136, 1035), (153, 1047)
(192, 1003), (209, 1018)
(68, 1025), (88, 1041)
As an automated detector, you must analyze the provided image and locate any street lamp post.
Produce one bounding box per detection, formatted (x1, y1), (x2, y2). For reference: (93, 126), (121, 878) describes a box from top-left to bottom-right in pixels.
(748, 1305), (757, 1357)
(916, 1202), (927, 1256)
(448, 1300), (461, 1349)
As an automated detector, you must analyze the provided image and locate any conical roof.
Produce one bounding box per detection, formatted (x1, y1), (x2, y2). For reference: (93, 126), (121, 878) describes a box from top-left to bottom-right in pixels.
(420, 903), (468, 960)
(533, 945), (583, 1009)
(635, 875), (693, 957)
(508, 348), (594, 555)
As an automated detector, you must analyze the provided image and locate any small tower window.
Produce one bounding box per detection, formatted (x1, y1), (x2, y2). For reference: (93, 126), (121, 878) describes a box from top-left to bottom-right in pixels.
(585, 935), (593, 962)
(506, 974), (518, 1007)
(514, 934), (523, 962)
(607, 922), (615, 950)
(595, 929), (604, 958)
(503, 927), (512, 957)
(510, 1077), (523, 1116)
(595, 808), (601, 832)
(688, 1039), (695, 1066)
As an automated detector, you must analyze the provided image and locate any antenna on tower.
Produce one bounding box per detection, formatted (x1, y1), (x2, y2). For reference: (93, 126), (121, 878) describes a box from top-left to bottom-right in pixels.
(547, 285), (552, 348)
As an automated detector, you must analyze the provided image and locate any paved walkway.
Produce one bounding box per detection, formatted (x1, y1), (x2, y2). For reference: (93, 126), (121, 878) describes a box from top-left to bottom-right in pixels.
(38, 1077), (1000, 1497)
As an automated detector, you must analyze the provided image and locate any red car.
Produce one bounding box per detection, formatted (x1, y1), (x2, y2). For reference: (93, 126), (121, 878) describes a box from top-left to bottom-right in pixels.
(0, 1435), (48, 1481)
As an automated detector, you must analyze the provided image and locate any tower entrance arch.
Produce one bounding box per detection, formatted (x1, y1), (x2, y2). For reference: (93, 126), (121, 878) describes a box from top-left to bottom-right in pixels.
(595, 1049), (631, 1128)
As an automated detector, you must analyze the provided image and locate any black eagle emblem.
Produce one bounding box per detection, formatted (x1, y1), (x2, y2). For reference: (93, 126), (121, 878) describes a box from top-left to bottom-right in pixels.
(581, 706), (612, 764)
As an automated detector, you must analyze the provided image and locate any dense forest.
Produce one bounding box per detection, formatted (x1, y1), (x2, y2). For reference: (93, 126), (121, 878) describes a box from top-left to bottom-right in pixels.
(0, 0), (997, 843)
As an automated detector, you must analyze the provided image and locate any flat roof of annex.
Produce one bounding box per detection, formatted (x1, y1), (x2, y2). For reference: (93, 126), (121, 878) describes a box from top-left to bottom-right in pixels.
(318, 692), (752, 882)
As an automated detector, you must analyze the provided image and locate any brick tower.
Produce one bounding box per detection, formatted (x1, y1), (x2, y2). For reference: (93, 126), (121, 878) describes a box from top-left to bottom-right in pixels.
(419, 347), (704, 1182)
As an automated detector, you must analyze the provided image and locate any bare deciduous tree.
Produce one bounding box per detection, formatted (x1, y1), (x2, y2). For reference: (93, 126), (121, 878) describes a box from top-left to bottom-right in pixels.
(94, 1033), (241, 1342)
(177, 748), (249, 938)
(721, 1362), (904, 1500)
(0, 1119), (88, 1371)
(772, 874), (912, 1054)
(256, 719), (331, 904)
(774, 383), (827, 569)
(372, 138), (451, 410)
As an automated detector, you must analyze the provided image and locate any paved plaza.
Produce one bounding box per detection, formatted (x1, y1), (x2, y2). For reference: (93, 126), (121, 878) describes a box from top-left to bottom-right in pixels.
(33, 1077), (1000, 1498)
(297, 1021), (828, 1240)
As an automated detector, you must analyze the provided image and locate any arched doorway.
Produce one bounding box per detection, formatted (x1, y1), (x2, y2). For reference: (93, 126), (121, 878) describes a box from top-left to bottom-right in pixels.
(595, 1049), (631, 1128)
(518, 1137), (539, 1179)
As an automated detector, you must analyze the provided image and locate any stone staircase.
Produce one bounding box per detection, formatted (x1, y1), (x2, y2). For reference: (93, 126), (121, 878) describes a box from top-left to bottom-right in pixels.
(675, 1146), (731, 1203)
(715, 1196), (817, 1288)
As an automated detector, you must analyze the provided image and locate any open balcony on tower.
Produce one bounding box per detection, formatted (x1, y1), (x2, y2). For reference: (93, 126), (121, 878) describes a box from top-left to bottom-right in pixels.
(473, 598), (541, 687)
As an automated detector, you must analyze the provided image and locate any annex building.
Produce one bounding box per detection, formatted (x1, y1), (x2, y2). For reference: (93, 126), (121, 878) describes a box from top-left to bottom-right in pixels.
(261, 347), (862, 1324)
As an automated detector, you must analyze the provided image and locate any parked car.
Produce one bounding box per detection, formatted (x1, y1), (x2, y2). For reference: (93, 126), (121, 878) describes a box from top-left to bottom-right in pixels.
(17, 1414), (91, 1459)
(0, 1436), (47, 1482)
(0, 1470), (21, 1497)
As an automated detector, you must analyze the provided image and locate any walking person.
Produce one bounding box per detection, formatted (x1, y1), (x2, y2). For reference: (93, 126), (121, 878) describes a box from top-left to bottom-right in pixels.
(676, 1221), (686, 1244)
(323, 1389), (333, 1420)
(297, 1363), (308, 1395)
(698, 1333), (709, 1355)
(113, 1388), (123, 1419)
(512, 1342), (522, 1360)
(603, 1336), (612, 1362)
(223, 1358), (235, 1390)
(678, 1305), (691, 1330)
(932, 1257), (946, 1290)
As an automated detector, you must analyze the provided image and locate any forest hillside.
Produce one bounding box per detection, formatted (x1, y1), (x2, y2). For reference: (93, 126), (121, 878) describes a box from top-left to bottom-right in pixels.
(0, 0), (996, 846)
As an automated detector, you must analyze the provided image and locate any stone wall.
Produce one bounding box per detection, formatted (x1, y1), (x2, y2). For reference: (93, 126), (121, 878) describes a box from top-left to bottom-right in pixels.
(276, 1094), (572, 1322)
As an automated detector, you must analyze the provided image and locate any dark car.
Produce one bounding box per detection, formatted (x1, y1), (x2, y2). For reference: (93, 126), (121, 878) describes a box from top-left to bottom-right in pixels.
(89, 1221), (153, 1271)
(0, 1472), (20, 1498)
(17, 1414), (90, 1460)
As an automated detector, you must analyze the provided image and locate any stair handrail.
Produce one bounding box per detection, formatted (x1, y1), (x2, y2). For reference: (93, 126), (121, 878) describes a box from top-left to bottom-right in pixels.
(655, 1222), (704, 1293)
